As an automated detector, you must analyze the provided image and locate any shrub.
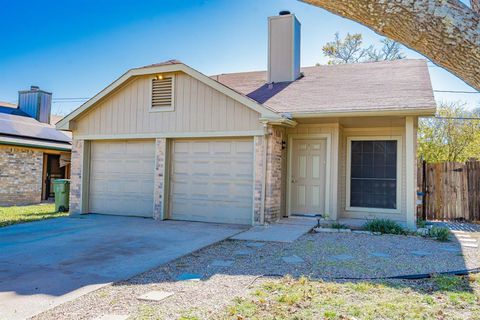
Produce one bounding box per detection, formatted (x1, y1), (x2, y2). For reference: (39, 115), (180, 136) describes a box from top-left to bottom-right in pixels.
(417, 219), (427, 228)
(330, 222), (349, 229)
(363, 218), (405, 235)
(430, 227), (450, 242)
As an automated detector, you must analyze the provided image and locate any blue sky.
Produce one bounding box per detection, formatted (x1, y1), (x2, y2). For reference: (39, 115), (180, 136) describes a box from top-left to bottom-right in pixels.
(0, 0), (478, 115)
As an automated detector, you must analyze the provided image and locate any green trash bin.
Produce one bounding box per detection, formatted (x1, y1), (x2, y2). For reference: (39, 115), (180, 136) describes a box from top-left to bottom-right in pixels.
(53, 179), (70, 212)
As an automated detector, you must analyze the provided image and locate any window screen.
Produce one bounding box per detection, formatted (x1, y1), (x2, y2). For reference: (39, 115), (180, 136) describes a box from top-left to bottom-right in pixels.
(350, 140), (397, 209)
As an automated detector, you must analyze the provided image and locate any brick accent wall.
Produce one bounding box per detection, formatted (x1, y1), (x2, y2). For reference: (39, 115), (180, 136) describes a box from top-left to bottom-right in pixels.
(253, 126), (287, 224)
(265, 125), (286, 222)
(153, 138), (167, 219)
(69, 139), (85, 214)
(0, 145), (43, 206)
(253, 135), (265, 224)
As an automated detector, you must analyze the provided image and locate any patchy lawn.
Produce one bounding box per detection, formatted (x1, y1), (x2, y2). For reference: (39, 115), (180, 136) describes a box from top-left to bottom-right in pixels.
(221, 275), (480, 320)
(0, 203), (66, 227)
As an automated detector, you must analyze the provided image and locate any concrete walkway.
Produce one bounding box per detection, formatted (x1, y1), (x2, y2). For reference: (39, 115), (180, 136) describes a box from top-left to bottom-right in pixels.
(230, 217), (316, 242)
(431, 221), (480, 233)
(0, 215), (246, 320)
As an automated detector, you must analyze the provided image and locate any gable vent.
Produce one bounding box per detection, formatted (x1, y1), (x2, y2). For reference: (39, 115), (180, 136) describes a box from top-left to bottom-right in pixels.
(151, 76), (173, 108)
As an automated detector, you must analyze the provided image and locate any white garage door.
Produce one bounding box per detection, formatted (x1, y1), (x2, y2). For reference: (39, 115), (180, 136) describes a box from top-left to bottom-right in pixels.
(170, 138), (254, 224)
(89, 140), (155, 217)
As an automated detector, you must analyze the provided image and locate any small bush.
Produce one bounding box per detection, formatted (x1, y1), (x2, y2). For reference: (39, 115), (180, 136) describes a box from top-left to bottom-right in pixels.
(330, 222), (349, 229)
(417, 219), (427, 228)
(363, 218), (405, 235)
(430, 226), (450, 242)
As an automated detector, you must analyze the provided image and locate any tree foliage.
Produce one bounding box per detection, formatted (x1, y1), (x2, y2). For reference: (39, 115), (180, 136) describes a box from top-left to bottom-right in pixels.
(418, 102), (480, 163)
(322, 33), (405, 64)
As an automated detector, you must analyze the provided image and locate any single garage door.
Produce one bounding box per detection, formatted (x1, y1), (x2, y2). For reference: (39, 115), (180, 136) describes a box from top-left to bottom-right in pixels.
(169, 138), (254, 224)
(89, 140), (155, 217)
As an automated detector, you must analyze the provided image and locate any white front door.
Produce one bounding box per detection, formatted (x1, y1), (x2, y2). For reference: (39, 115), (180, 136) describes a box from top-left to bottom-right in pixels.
(290, 139), (327, 215)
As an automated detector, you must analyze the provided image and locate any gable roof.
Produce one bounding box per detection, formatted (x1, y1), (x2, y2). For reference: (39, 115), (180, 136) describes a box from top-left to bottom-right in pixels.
(213, 59), (436, 117)
(56, 60), (285, 130)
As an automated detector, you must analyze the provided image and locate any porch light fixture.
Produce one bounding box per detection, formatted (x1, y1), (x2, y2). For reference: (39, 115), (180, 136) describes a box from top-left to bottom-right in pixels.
(155, 74), (164, 80)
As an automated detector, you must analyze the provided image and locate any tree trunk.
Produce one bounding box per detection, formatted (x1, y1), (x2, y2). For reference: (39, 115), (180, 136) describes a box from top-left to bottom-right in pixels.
(300, 0), (480, 91)
(472, 0), (480, 14)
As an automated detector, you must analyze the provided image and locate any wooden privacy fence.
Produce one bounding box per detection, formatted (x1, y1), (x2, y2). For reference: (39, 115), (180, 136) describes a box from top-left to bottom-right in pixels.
(418, 160), (480, 221)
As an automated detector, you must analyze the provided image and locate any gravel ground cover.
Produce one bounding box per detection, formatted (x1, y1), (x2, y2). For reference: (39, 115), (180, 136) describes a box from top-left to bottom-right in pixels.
(33, 231), (480, 320)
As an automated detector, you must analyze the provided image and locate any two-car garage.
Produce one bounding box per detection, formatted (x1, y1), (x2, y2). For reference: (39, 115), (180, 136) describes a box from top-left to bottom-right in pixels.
(88, 138), (254, 224)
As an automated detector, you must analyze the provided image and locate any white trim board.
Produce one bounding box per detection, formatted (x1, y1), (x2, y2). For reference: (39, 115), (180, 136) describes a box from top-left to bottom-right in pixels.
(74, 130), (265, 140)
(286, 133), (332, 218)
(345, 136), (403, 214)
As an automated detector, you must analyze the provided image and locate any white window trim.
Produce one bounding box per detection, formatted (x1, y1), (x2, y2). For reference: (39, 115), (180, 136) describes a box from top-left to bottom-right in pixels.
(345, 136), (402, 214)
(148, 74), (175, 112)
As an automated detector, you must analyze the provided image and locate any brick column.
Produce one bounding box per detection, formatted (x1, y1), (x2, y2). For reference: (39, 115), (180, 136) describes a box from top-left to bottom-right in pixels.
(69, 139), (86, 215)
(253, 125), (286, 225)
(264, 126), (285, 223)
(253, 135), (265, 224)
(153, 138), (167, 220)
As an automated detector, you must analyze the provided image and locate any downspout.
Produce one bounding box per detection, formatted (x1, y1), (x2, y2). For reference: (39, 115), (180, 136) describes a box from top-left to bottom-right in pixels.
(260, 123), (269, 225)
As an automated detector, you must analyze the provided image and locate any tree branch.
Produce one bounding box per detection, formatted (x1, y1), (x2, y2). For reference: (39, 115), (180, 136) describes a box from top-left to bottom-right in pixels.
(300, 0), (480, 90)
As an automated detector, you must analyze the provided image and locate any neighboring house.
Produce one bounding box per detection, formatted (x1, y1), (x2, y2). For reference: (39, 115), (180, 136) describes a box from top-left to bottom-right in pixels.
(0, 87), (72, 206)
(57, 12), (436, 229)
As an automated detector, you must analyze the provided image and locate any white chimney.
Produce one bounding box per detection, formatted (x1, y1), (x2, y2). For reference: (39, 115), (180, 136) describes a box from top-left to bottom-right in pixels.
(267, 11), (301, 83)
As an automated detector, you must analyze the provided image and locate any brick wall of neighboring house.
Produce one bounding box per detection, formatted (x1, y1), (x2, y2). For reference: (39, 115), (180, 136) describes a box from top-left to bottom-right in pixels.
(0, 145), (43, 206)
(265, 125), (286, 222)
(69, 139), (84, 214)
(153, 138), (166, 219)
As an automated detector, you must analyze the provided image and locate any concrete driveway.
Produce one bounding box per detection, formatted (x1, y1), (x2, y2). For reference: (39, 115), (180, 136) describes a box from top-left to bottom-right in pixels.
(0, 215), (246, 320)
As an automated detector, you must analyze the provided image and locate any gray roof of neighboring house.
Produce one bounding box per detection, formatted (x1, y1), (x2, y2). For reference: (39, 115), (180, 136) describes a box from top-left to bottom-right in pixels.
(0, 112), (71, 150)
(213, 59), (436, 115)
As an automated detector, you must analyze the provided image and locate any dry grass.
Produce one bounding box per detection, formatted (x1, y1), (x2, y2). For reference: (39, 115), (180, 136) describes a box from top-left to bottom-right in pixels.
(0, 204), (66, 227)
(219, 274), (480, 320)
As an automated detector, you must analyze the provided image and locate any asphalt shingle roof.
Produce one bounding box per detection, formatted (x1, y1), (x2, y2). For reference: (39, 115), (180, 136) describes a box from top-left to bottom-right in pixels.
(213, 59), (436, 115)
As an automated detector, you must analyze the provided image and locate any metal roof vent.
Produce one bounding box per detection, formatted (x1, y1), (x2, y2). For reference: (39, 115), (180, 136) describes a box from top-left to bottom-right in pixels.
(279, 10), (291, 15)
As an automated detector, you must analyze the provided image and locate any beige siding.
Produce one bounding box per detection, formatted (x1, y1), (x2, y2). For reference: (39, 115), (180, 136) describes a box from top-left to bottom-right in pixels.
(338, 126), (407, 222)
(75, 72), (263, 137)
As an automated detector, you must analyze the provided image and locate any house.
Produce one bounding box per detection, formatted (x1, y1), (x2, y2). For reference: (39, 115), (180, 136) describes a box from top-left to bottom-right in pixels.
(0, 87), (72, 206)
(57, 12), (436, 229)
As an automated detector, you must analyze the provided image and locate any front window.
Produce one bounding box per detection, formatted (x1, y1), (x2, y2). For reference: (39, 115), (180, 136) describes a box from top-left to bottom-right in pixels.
(350, 140), (397, 209)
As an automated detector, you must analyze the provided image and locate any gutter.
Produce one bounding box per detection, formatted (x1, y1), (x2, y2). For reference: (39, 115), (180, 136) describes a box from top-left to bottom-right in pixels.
(291, 108), (437, 118)
(0, 140), (71, 151)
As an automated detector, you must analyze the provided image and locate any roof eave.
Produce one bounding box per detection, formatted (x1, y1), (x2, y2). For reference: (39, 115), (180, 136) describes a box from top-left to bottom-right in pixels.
(290, 107), (437, 119)
(259, 117), (297, 127)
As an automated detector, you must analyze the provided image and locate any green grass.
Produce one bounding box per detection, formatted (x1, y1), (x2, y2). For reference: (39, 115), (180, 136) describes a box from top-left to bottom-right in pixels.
(330, 222), (349, 229)
(0, 204), (66, 227)
(218, 275), (480, 320)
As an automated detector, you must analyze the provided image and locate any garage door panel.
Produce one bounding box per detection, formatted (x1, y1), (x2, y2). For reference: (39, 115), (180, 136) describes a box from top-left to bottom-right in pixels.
(89, 140), (155, 217)
(170, 138), (253, 225)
